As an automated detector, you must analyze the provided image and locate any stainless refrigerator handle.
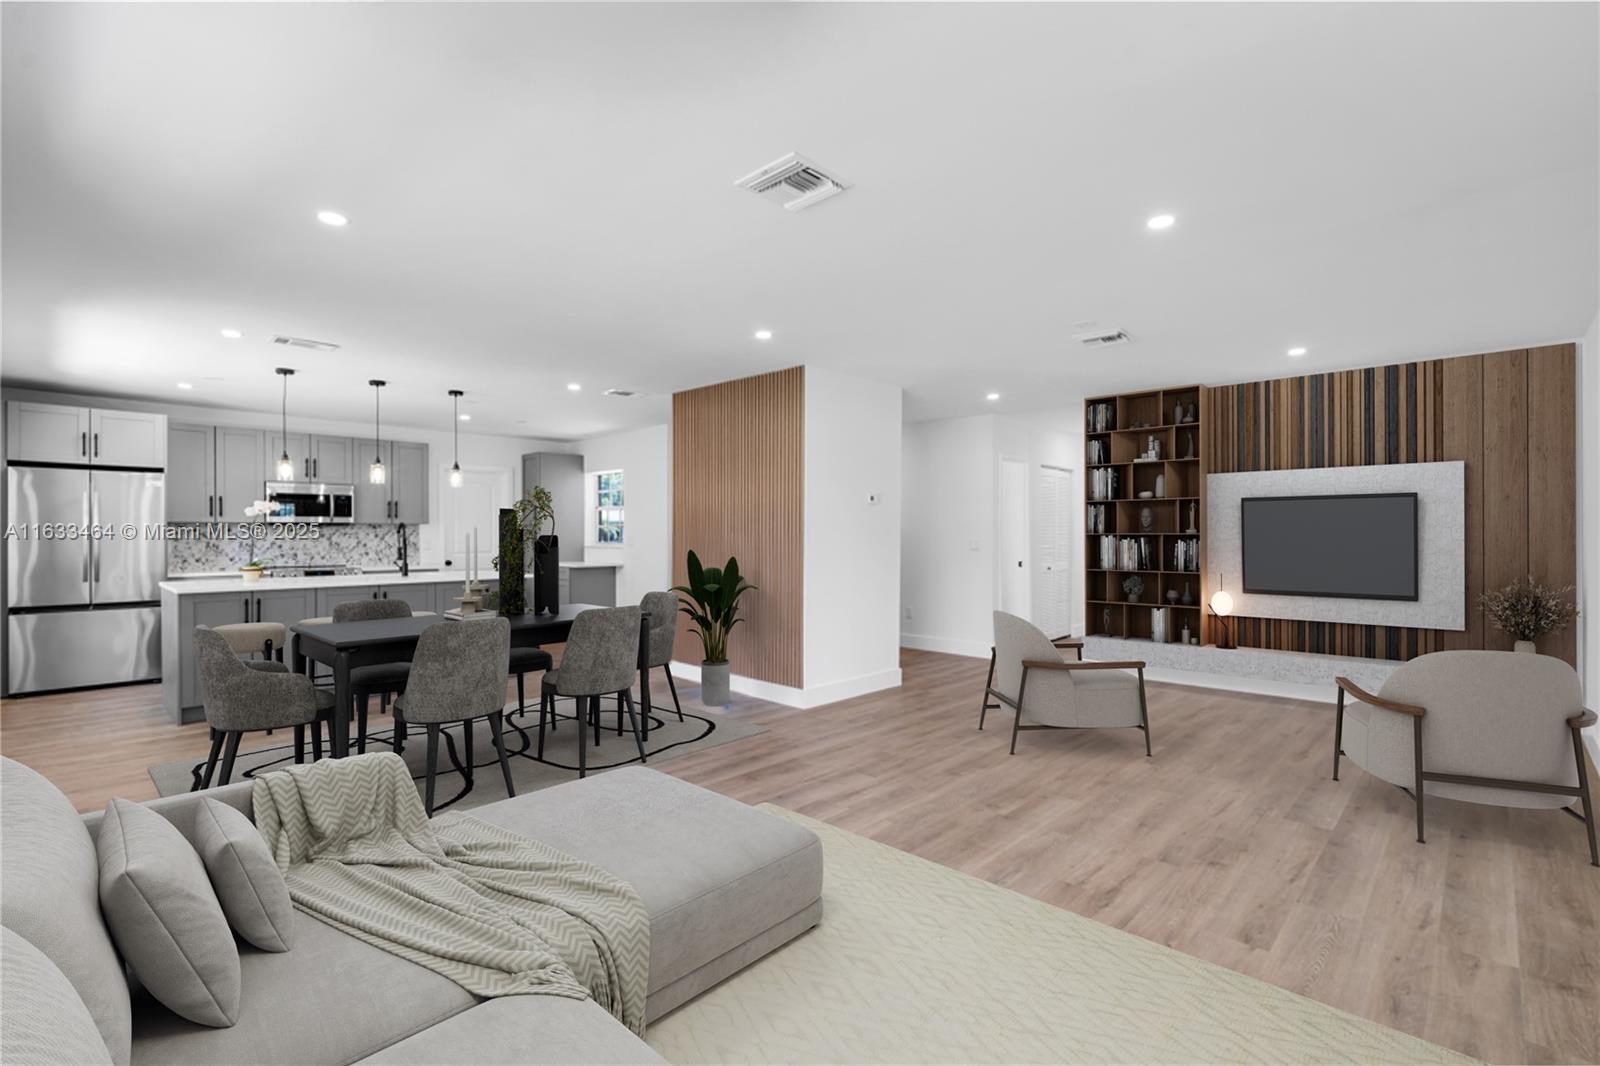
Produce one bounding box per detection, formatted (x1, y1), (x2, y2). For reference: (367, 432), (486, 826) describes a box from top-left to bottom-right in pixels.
(91, 489), (101, 584)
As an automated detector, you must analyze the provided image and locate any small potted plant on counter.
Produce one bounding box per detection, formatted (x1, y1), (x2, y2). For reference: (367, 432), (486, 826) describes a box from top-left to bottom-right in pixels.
(1480, 576), (1578, 654)
(239, 500), (276, 583)
(672, 551), (756, 708)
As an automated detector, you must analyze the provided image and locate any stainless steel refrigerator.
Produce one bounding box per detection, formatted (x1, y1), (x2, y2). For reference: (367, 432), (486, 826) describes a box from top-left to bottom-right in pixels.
(6, 467), (164, 694)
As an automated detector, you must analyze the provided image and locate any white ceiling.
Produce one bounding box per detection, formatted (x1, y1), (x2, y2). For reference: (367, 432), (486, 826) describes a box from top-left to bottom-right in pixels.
(3, 3), (1596, 440)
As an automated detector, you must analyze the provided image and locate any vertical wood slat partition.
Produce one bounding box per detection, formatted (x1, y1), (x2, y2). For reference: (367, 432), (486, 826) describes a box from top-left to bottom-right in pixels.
(671, 366), (805, 688)
(1201, 345), (1578, 666)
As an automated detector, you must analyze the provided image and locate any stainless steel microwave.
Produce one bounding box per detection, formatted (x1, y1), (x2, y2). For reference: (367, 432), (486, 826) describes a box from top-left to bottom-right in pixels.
(263, 482), (355, 524)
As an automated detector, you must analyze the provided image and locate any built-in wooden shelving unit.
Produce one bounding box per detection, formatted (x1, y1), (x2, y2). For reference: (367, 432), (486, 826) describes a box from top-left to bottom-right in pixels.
(1083, 385), (1208, 646)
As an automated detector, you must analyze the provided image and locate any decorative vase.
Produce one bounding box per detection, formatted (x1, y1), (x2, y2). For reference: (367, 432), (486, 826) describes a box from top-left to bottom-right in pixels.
(240, 566), (263, 584)
(1155, 473), (1166, 498)
(701, 660), (731, 707)
(1181, 582), (1194, 606)
(1166, 589), (1180, 604)
(497, 509), (526, 615)
(1172, 402), (1183, 425)
(1513, 640), (1537, 654)
(533, 534), (559, 614)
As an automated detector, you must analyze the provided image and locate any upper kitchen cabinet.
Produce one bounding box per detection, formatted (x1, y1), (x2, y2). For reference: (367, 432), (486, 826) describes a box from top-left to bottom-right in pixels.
(167, 423), (217, 522)
(353, 440), (428, 523)
(309, 434), (357, 484)
(5, 402), (164, 468)
(89, 409), (166, 467)
(214, 427), (265, 521)
(265, 433), (309, 482)
(5, 401), (91, 463)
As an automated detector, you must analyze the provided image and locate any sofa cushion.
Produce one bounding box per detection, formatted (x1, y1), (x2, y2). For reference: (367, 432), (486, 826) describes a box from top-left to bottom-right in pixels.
(1, 926), (114, 1066)
(0, 757), (132, 1064)
(96, 799), (241, 1028)
(130, 910), (476, 1066)
(354, 995), (665, 1066)
(194, 798), (294, 952)
(470, 767), (823, 1010)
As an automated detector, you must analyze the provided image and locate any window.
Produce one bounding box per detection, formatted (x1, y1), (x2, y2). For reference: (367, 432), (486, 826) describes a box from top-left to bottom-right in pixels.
(593, 469), (624, 544)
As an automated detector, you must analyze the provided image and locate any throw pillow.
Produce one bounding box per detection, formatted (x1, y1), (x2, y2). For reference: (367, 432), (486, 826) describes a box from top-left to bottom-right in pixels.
(96, 798), (241, 1027)
(194, 797), (294, 952)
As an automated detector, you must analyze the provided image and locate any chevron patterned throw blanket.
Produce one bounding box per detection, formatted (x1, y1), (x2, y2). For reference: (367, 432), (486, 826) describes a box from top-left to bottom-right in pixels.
(251, 753), (649, 1034)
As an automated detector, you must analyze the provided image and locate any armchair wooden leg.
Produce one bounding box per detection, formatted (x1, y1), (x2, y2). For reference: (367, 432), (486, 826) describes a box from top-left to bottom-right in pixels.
(1333, 688), (1345, 781)
(980, 648), (996, 731)
(217, 732), (242, 787)
(622, 691), (647, 764)
(199, 729), (224, 789)
(424, 724), (440, 816)
(294, 724), (306, 764)
(1571, 725), (1598, 867)
(1009, 667), (1030, 755)
(488, 712), (516, 799)
(1137, 667), (1152, 757)
(664, 666), (685, 721)
(1413, 715), (1426, 844)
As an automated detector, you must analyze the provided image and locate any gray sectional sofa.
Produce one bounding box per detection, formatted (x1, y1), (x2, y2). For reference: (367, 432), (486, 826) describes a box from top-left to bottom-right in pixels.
(1, 758), (824, 1065)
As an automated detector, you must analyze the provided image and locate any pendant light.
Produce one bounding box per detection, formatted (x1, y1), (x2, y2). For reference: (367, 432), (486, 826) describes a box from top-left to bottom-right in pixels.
(368, 379), (387, 485)
(274, 368), (296, 481)
(448, 389), (464, 488)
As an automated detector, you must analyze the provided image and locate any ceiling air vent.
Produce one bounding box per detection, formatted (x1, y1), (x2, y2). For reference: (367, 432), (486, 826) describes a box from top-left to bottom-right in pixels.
(271, 335), (341, 352)
(1074, 328), (1131, 348)
(734, 152), (850, 213)
(603, 388), (637, 398)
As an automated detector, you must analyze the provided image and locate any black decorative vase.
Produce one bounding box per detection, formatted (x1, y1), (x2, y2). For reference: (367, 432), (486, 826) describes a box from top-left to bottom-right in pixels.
(533, 534), (559, 615)
(497, 509), (526, 616)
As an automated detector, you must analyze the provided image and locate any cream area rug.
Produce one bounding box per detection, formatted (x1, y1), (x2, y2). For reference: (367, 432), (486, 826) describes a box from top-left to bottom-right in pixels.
(646, 808), (1472, 1065)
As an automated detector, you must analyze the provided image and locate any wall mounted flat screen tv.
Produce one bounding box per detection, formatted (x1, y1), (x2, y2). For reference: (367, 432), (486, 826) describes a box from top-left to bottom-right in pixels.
(1241, 493), (1418, 601)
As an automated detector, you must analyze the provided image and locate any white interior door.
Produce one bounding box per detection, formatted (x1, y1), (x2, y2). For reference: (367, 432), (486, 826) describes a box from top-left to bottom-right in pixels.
(440, 465), (513, 579)
(999, 458), (1030, 616)
(1036, 465), (1074, 638)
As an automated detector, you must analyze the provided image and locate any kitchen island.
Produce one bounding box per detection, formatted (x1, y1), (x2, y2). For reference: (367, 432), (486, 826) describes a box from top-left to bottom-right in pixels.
(159, 570), (513, 724)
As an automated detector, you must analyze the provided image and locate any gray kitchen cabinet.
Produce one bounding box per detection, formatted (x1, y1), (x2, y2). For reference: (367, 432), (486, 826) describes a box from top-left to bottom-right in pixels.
(89, 409), (166, 468)
(353, 445), (392, 524)
(315, 584), (382, 618)
(265, 433), (309, 482)
(252, 588), (314, 633)
(381, 583), (435, 615)
(521, 451), (584, 562)
(310, 435), (357, 484)
(167, 423), (217, 522)
(173, 587), (312, 717)
(5, 400), (91, 464)
(391, 442), (428, 523)
(214, 427), (265, 521)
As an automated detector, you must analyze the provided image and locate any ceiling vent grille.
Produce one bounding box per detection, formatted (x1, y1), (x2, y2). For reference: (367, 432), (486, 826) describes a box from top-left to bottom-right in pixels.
(603, 388), (637, 398)
(1074, 329), (1131, 348)
(272, 335), (341, 352)
(734, 152), (850, 212)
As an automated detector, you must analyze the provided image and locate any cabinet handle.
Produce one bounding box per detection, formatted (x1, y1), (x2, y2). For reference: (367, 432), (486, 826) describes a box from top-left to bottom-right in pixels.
(92, 432), (99, 458)
(243, 596), (250, 623)
(312, 458), (318, 478)
(218, 495), (223, 515)
(81, 432), (87, 457)
(208, 495), (213, 518)
(255, 597), (262, 622)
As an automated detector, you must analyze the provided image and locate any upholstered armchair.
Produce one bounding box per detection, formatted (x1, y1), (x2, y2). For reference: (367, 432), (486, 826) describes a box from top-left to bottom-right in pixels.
(1333, 650), (1597, 866)
(987, 611), (1151, 756)
(193, 626), (334, 788)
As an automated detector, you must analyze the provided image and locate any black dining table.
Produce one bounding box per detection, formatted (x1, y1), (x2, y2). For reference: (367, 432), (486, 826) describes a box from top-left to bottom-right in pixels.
(291, 603), (652, 758)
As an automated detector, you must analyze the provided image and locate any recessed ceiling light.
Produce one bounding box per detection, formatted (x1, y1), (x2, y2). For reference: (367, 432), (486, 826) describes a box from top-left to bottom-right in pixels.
(754, 329), (773, 341)
(1146, 214), (1176, 230)
(567, 383), (582, 392)
(986, 392), (1001, 401)
(176, 382), (194, 390)
(316, 210), (349, 227)
(1287, 346), (1308, 357)
(219, 329), (242, 339)
(458, 413), (472, 421)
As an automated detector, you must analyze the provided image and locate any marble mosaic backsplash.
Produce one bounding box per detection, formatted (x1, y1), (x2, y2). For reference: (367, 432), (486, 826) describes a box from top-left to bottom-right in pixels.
(167, 523), (420, 574)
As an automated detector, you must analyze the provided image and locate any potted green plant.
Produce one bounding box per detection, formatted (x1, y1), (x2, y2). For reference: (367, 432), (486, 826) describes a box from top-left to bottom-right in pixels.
(510, 486), (557, 613)
(671, 551), (757, 707)
(1480, 576), (1578, 653)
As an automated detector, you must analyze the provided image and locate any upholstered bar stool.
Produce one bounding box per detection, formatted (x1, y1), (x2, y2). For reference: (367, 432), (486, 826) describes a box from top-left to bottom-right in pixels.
(330, 598), (415, 754)
(510, 646), (555, 719)
(212, 621), (287, 663)
(538, 606), (646, 778)
(193, 626), (335, 788)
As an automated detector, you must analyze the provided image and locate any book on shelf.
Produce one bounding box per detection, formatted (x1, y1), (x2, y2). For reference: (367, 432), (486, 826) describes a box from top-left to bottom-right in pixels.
(1087, 438), (1109, 465)
(1087, 401), (1117, 433)
(1171, 536), (1200, 573)
(1151, 606), (1169, 644)
(1089, 466), (1121, 501)
(1098, 535), (1154, 571)
(1087, 503), (1108, 534)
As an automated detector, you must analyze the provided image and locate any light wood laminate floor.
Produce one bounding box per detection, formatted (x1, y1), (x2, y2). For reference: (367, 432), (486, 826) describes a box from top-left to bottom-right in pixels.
(2, 648), (1596, 1064)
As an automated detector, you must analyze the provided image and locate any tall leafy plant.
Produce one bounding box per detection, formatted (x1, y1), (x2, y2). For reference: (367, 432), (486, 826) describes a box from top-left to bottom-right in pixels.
(512, 486), (555, 546)
(671, 551), (757, 664)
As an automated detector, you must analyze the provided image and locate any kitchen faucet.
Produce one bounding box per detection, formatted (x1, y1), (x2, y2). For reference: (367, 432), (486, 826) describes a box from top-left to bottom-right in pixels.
(395, 522), (409, 577)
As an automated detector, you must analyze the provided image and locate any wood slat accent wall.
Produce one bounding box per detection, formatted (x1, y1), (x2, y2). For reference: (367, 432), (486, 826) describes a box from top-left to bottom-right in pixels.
(1202, 345), (1578, 666)
(671, 366), (805, 687)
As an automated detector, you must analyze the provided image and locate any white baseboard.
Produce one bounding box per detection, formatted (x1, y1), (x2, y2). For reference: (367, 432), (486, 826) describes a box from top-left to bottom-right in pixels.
(668, 661), (902, 710)
(899, 633), (990, 660)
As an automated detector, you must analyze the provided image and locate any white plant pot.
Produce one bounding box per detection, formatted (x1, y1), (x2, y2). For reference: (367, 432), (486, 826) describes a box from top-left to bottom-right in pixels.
(701, 661), (731, 707)
(1513, 640), (1537, 654)
(240, 567), (264, 585)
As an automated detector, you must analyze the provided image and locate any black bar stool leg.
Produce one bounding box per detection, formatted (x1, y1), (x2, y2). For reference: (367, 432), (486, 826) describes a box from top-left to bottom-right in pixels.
(294, 724), (306, 764)
(312, 718), (323, 760)
(537, 692), (549, 759)
(462, 719), (474, 788)
(356, 693), (370, 755)
(578, 696), (589, 778)
(516, 672), (526, 717)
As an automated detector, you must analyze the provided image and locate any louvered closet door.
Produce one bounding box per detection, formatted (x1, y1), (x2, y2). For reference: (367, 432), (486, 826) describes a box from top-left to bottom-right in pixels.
(1036, 466), (1074, 638)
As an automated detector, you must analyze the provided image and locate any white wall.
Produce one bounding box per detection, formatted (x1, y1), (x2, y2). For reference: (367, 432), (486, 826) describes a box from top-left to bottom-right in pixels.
(576, 423), (672, 607)
(804, 366), (904, 700)
(0, 385), (566, 570)
(995, 410), (1085, 637)
(1578, 312), (1599, 765)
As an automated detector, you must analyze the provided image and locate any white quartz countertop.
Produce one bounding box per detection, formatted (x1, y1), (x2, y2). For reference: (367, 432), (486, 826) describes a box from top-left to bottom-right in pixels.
(160, 570), (526, 595)
(560, 561), (623, 569)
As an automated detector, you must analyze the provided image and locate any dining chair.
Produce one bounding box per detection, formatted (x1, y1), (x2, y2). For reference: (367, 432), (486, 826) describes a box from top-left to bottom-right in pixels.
(331, 598), (414, 754)
(393, 616), (515, 816)
(193, 626), (334, 788)
(538, 606), (646, 778)
(640, 591), (684, 722)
